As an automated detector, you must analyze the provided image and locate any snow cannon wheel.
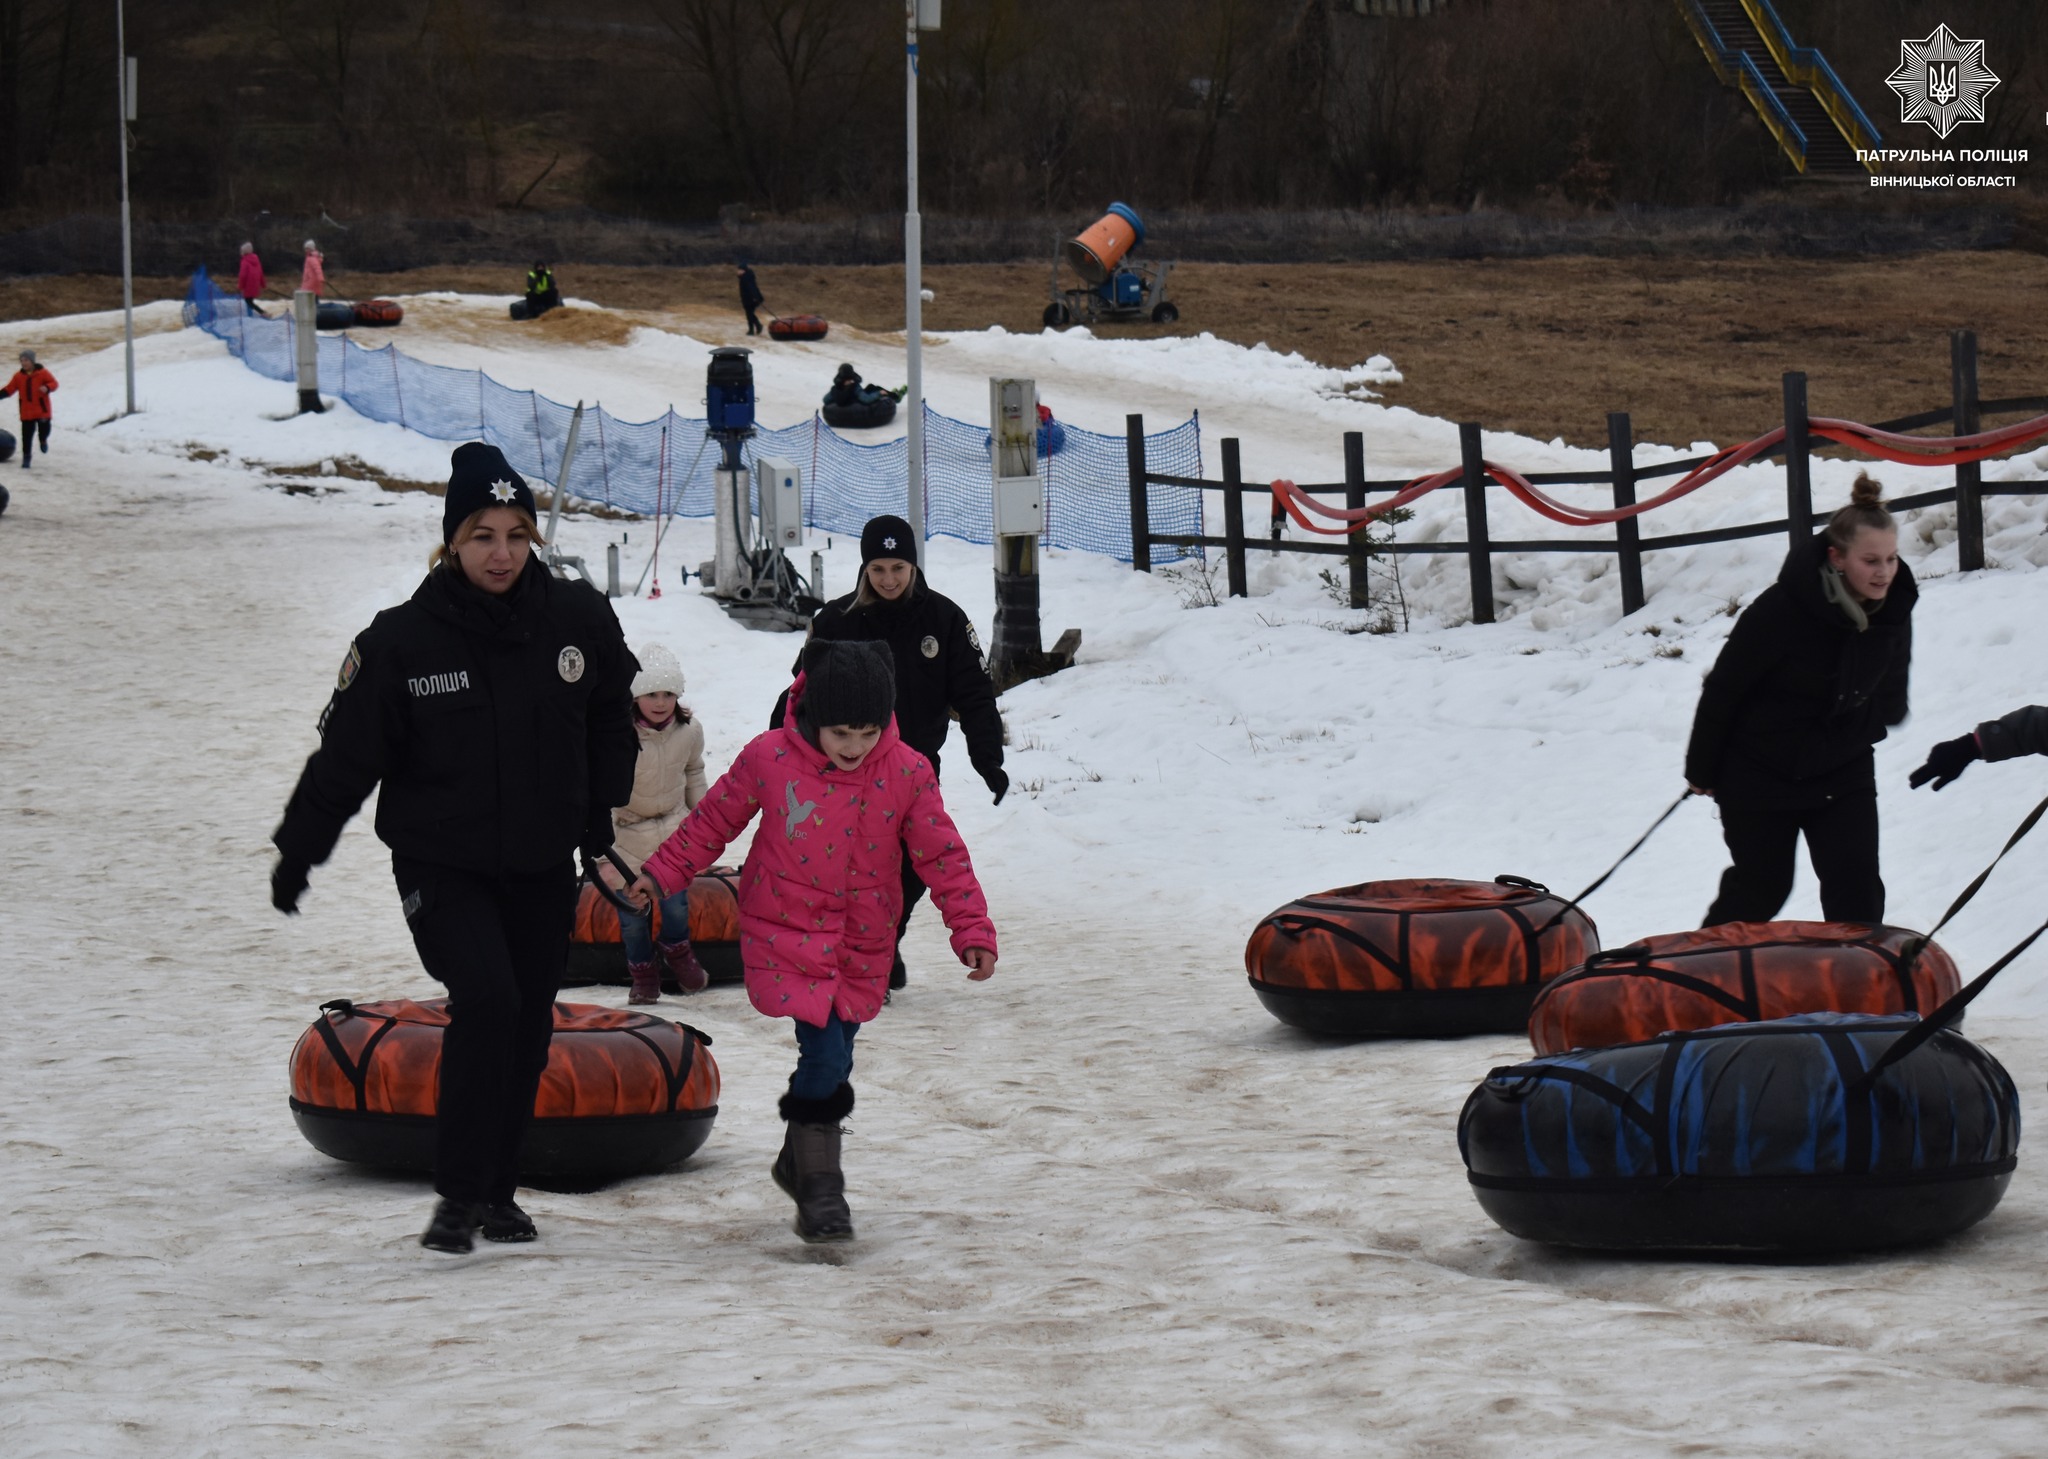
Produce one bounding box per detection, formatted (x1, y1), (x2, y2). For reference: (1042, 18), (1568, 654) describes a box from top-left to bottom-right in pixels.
(1461, 1013), (2018, 1253)
(1043, 302), (1073, 328)
(768, 314), (830, 342)
(1527, 920), (1962, 1056)
(314, 300), (355, 331)
(564, 870), (742, 989)
(1150, 301), (1179, 324)
(0, 427), (14, 463)
(1243, 877), (1598, 1038)
(351, 298), (403, 327)
(288, 998), (720, 1189)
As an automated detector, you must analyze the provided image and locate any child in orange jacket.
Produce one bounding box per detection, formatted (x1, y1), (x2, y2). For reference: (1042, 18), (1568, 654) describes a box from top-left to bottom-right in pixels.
(1, 350), (58, 468)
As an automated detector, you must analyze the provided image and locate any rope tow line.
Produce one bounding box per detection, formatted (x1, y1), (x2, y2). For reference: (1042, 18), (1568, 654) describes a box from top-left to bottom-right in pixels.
(1265, 409), (2048, 536)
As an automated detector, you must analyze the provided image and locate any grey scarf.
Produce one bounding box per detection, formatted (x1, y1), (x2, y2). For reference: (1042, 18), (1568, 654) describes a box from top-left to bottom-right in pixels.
(1819, 565), (1877, 633)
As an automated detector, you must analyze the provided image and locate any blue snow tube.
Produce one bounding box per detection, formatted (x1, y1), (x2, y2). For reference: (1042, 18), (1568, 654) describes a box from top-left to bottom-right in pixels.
(0, 427), (13, 463)
(315, 300), (356, 331)
(1459, 1012), (2019, 1254)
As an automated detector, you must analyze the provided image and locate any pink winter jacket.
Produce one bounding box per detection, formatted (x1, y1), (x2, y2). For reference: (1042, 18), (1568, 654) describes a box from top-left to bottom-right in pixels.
(238, 252), (265, 300)
(641, 673), (996, 1027)
(301, 250), (326, 296)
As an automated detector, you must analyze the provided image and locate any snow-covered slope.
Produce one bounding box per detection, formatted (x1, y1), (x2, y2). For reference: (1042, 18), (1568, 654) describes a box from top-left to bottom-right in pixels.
(4, 304), (2048, 1457)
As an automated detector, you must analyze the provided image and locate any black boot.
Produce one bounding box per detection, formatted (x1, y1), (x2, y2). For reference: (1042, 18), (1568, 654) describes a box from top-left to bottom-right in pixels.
(481, 1200), (538, 1243)
(776, 1084), (855, 1243)
(421, 1197), (484, 1253)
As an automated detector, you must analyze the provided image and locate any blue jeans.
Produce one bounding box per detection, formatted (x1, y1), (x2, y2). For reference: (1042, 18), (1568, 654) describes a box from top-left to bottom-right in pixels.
(790, 1013), (859, 1102)
(617, 885), (691, 965)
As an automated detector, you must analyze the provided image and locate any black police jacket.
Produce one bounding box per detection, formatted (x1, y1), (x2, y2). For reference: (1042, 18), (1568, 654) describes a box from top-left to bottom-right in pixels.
(1685, 531), (1916, 799)
(773, 575), (1004, 784)
(274, 560), (639, 876)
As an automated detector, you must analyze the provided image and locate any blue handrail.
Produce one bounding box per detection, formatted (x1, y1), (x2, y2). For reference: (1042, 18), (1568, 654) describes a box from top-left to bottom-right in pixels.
(1745, 0), (1883, 151)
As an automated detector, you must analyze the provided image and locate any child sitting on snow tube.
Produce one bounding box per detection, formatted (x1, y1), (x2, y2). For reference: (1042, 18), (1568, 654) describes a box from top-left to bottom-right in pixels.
(599, 644), (710, 1003)
(821, 364), (899, 430)
(629, 640), (998, 1245)
(1911, 705), (2048, 789)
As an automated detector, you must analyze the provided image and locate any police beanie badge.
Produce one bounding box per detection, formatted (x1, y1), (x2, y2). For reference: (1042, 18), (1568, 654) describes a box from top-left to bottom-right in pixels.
(444, 442), (536, 543)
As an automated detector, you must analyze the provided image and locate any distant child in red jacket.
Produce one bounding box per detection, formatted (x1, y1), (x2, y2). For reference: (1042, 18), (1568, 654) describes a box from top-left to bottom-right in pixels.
(2, 350), (58, 468)
(301, 240), (326, 298)
(238, 242), (267, 316)
(631, 638), (998, 1244)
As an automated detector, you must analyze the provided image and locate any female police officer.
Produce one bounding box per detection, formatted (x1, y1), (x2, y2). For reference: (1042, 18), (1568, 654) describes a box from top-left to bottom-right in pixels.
(271, 442), (638, 1253)
(775, 514), (1006, 990)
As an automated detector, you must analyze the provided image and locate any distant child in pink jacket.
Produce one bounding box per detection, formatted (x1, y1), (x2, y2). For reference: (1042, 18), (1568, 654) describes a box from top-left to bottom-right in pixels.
(632, 638), (997, 1244)
(301, 240), (326, 297)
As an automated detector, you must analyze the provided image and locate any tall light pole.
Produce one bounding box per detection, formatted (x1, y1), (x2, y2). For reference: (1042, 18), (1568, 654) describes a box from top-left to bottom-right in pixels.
(903, 0), (939, 552)
(116, 1), (136, 416)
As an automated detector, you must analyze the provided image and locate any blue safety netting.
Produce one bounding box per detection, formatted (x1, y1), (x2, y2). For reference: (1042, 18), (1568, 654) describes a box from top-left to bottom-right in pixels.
(184, 269), (1202, 563)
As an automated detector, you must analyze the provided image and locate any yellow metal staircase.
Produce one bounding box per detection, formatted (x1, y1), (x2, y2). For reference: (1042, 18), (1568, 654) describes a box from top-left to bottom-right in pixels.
(1678, 0), (1883, 177)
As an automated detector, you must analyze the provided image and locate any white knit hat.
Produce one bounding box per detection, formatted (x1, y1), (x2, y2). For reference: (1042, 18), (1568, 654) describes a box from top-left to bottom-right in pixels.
(631, 644), (685, 698)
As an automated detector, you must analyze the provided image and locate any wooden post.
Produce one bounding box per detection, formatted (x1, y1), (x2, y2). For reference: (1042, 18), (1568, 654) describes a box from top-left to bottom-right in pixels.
(1459, 421), (1494, 625)
(1782, 372), (1813, 547)
(1607, 411), (1645, 616)
(1952, 330), (1985, 572)
(1125, 412), (1152, 572)
(1344, 430), (1369, 609)
(1222, 436), (1248, 599)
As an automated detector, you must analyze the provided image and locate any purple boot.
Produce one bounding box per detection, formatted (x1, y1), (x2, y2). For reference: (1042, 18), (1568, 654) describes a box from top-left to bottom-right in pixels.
(626, 959), (661, 1004)
(659, 938), (708, 993)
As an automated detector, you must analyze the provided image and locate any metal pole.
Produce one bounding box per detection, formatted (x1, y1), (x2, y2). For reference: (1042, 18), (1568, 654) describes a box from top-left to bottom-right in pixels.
(1951, 330), (1985, 572)
(1782, 372), (1813, 548)
(116, 0), (135, 416)
(903, 0), (924, 552)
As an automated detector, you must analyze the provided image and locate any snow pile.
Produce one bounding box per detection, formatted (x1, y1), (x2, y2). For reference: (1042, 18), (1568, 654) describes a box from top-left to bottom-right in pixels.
(4, 302), (2048, 1457)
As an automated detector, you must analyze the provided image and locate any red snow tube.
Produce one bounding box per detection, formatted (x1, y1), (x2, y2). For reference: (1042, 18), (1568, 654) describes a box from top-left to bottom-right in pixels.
(351, 298), (404, 327)
(768, 314), (829, 342)
(565, 869), (742, 987)
(1526, 921), (1962, 1056)
(289, 998), (719, 1186)
(1244, 877), (1599, 1036)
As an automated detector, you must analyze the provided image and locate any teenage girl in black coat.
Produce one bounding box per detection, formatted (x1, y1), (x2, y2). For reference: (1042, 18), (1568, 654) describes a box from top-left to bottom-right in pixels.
(271, 443), (638, 1253)
(1685, 474), (1915, 925)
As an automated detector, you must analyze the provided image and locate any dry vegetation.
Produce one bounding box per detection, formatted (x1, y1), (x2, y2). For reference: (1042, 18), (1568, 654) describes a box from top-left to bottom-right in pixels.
(13, 250), (2046, 450)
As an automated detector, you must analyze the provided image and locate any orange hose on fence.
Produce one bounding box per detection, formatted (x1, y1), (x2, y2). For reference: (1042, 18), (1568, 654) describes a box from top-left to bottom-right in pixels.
(1267, 410), (2048, 535)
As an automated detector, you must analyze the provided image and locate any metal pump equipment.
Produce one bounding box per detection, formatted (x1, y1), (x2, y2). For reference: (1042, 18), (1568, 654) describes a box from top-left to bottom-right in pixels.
(701, 346), (822, 632)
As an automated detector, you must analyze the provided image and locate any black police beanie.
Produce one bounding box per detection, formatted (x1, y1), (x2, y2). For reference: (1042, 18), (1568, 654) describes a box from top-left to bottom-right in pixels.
(861, 514), (917, 568)
(798, 639), (896, 733)
(444, 442), (537, 544)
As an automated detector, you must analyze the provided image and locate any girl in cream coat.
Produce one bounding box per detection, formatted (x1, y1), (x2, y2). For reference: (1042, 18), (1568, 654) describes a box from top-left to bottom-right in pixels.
(609, 644), (710, 1000)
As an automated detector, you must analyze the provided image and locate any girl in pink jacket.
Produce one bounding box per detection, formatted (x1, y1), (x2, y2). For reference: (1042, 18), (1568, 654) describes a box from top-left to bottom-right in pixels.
(632, 639), (997, 1243)
(301, 240), (326, 297)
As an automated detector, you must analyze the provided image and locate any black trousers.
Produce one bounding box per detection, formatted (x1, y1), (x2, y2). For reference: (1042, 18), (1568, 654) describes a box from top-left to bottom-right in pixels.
(19, 419), (50, 463)
(744, 304), (762, 335)
(394, 856), (576, 1204)
(1702, 788), (1883, 927)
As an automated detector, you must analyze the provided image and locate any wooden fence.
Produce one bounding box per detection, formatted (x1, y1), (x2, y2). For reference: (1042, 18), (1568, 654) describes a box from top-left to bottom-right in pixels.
(1123, 330), (2048, 621)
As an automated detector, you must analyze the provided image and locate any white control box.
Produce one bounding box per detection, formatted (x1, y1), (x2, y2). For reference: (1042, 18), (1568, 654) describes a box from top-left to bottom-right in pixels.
(989, 377), (1045, 538)
(752, 457), (803, 550)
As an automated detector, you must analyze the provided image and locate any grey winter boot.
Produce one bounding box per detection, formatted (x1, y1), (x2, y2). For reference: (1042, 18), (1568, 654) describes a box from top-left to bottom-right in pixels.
(775, 1084), (855, 1243)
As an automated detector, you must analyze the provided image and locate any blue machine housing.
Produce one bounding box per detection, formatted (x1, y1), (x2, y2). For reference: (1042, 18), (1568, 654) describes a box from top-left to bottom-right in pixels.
(705, 346), (756, 436)
(1458, 1012), (2020, 1252)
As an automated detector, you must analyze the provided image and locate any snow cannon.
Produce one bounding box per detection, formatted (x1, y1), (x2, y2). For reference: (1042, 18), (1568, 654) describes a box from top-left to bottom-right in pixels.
(289, 998), (720, 1189)
(1243, 877), (1598, 1038)
(1460, 1013), (2018, 1253)
(1527, 920), (1961, 1056)
(1062, 202), (1146, 284)
(565, 867), (743, 989)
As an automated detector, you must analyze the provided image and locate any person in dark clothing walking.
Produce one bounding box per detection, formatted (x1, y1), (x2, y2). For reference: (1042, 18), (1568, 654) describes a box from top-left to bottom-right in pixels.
(1685, 473), (1915, 926)
(1910, 706), (2048, 789)
(737, 263), (765, 336)
(271, 442), (638, 1254)
(771, 514), (1007, 989)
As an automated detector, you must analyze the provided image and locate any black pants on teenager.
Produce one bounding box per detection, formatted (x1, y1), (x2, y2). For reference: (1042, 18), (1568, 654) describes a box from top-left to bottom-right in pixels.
(19, 419), (50, 464)
(744, 305), (762, 335)
(1702, 787), (1883, 926)
(393, 856), (577, 1204)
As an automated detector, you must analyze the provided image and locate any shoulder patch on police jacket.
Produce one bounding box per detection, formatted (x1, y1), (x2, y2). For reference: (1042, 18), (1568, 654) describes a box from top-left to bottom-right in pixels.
(336, 641), (363, 692)
(965, 622), (983, 658)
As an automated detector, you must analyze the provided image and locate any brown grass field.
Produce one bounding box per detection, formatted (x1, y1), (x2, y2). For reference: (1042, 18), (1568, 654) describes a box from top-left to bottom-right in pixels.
(6, 251), (2043, 449)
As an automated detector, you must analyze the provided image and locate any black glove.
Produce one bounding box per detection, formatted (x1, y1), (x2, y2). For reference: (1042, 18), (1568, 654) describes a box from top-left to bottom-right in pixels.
(983, 767), (1009, 806)
(271, 857), (310, 915)
(1909, 734), (1979, 791)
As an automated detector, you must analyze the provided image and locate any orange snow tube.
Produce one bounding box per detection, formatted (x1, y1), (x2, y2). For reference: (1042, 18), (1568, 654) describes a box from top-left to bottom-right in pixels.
(289, 998), (720, 1185)
(351, 298), (404, 327)
(566, 868), (740, 986)
(1526, 921), (1962, 1056)
(768, 314), (829, 341)
(1244, 876), (1599, 1036)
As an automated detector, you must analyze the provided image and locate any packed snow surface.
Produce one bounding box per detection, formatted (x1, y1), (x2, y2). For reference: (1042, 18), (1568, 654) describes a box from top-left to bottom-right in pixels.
(5, 299), (2048, 1457)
